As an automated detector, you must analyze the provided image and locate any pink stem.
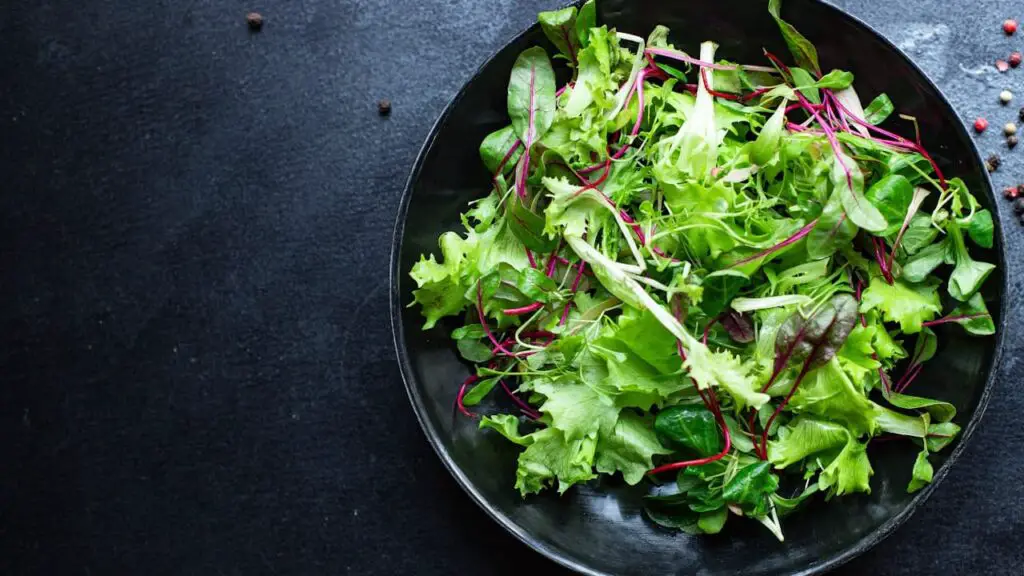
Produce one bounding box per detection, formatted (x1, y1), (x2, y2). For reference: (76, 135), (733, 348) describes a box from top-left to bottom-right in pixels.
(727, 218), (819, 268)
(645, 47), (778, 73)
(559, 262), (588, 326)
(477, 284), (515, 357)
(545, 240), (562, 277)
(502, 302), (544, 316)
(456, 375), (480, 418)
(494, 140), (522, 175)
(896, 363), (924, 394)
(525, 248), (537, 269)
(560, 25), (577, 65)
(830, 97), (947, 189)
(921, 313), (990, 327)
(501, 380), (542, 420)
(514, 149), (530, 199)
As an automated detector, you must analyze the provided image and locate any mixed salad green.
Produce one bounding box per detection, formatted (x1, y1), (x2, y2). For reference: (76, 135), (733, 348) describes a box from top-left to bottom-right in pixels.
(408, 0), (996, 539)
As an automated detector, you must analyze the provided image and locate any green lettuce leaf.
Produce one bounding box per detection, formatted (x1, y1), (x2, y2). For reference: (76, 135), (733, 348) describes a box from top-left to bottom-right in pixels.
(595, 412), (672, 485)
(860, 276), (941, 334)
(516, 427), (597, 495)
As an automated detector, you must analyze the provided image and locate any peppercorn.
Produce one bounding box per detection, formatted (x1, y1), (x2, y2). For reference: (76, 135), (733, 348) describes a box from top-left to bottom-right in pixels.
(1018, 184), (1024, 197)
(1005, 186), (1019, 199)
(378, 99), (392, 116)
(1019, 107), (1024, 122)
(974, 117), (989, 133)
(1013, 198), (1024, 214)
(1011, 52), (1023, 68)
(1009, 134), (1019, 149)
(1001, 90), (1014, 104)
(996, 59), (1010, 72)
(1006, 122), (1018, 136)
(246, 12), (263, 30)
(986, 154), (1002, 172)
(1005, 19), (1019, 35)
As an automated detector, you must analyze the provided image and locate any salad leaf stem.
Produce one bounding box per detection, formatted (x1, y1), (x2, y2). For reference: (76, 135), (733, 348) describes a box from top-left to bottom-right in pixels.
(645, 47), (778, 73)
(457, 374), (481, 418)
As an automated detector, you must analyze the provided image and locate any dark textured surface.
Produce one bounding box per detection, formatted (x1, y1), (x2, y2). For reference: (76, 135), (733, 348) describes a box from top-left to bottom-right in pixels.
(0, 0), (1020, 574)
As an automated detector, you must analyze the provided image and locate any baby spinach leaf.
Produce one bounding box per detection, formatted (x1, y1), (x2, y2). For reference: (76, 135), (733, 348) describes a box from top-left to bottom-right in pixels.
(834, 150), (887, 233)
(865, 174), (913, 236)
(901, 239), (948, 283)
(900, 214), (940, 255)
(451, 324), (494, 363)
(463, 377), (500, 405)
(863, 93), (894, 124)
(698, 506), (729, 534)
(808, 191), (857, 259)
(965, 209), (994, 249)
(479, 125), (521, 175)
(811, 69), (854, 90)
(947, 220), (995, 302)
(722, 461), (779, 506)
(654, 404), (722, 457)
(457, 339), (493, 363)
(907, 448), (933, 493)
(948, 293), (995, 336)
(644, 505), (701, 532)
(516, 267), (559, 302)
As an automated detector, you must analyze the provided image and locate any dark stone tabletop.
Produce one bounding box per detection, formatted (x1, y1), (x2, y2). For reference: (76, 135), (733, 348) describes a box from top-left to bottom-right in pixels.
(0, 0), (1020, 574)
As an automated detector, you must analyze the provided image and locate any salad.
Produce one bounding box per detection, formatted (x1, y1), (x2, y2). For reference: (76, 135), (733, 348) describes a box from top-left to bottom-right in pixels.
(408, 0), (996, 539)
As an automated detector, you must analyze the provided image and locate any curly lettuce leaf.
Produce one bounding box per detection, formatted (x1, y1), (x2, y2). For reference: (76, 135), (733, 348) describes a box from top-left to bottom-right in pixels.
(860, 275), (941, 334)
(595, 412), (672, 485)
(515, 427), (597, 496)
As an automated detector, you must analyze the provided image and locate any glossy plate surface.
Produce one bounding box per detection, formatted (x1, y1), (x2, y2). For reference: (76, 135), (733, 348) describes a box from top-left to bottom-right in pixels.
(391, 1), (1005, 574)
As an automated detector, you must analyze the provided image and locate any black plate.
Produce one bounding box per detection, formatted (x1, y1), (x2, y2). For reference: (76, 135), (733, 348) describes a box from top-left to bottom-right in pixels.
(390, 0), (1006, 574)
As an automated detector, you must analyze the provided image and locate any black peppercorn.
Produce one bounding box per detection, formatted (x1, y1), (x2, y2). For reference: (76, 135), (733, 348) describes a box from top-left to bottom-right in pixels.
(1018, 184), (1024, 197)
(246, 12), (263, 30)
(378, 99), (392, 116)
(1009, 134), (1019, 149)
(1019, 107), (1024, 123)
(1013, 198), (1024, 214)
(986, 154), (1002, 172)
